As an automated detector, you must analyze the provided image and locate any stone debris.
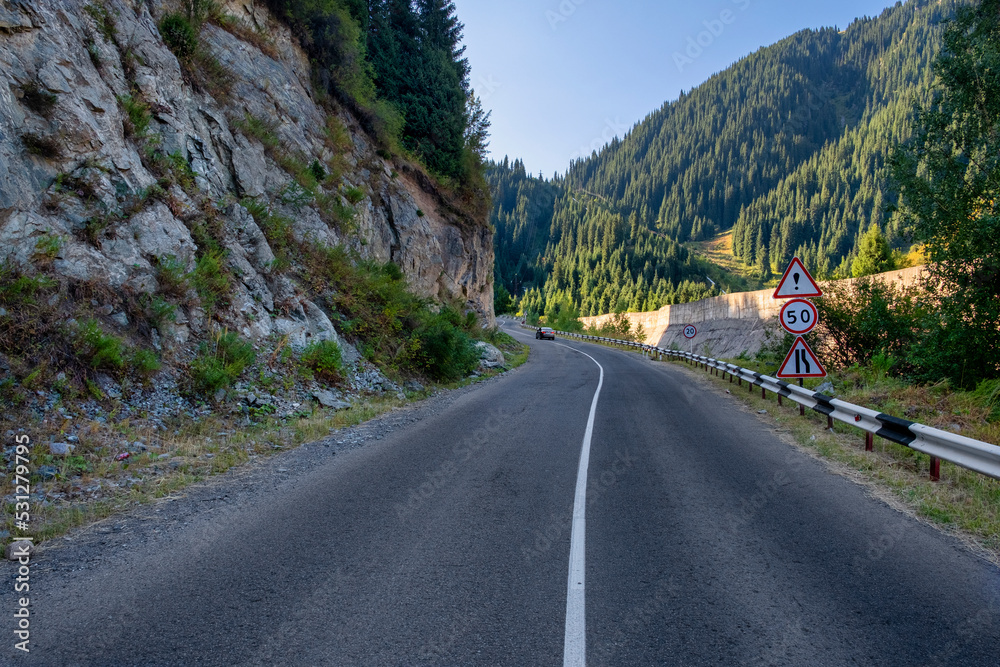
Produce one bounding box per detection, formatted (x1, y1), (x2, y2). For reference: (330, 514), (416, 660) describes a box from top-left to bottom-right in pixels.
(475, 341), (506, 369)
(49, 442), (75, 456)
(815, 381), (836, 396)
(312, 390), (350, 410)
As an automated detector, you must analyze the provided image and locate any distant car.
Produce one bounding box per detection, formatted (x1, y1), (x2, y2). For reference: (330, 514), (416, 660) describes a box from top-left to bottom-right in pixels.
(536, 327), (556, 340)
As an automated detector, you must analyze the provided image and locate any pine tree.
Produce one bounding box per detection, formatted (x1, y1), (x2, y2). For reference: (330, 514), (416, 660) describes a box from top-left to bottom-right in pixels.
(851, 224), (894, 277)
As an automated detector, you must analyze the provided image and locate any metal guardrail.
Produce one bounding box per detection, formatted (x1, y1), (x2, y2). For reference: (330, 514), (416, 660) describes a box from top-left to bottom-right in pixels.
(520, 324), (1000, 482)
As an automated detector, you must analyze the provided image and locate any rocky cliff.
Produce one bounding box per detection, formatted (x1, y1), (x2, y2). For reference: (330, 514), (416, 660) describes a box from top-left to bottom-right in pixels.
(0, 0), (494, 357)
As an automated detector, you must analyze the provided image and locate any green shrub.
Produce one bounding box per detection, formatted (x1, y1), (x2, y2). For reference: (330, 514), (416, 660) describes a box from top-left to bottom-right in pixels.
(233, 113), (279, 150)
(156, 255), (189, 297)
(191, 250), (231, 309)
(814, 277), (923, 372)
(308, 159), (326, 184)
(33, 233), (63, 262)
(144, 294), (176, 328)
(189, 48), (234, 100)
(973, 379), (1000, 422)
(370, 99), (404, 151)
(130, 347), (162, 378)
(190, 329), (256, 394)
(343, 186), (365, 205)
(155, 150), (197, 190)
(187, 214), (226, 254)
(316, 192), (356, 229)
(0, 263), (57, 306)
(299, 244), (482, 381)
(117, 94), (152, 139)
(184, 0), (223, 25)
(300, 339), (344, 382)
(414, 311), (480, 381)
(241, 197), (295, 267)
(84, 211), (114, 246)
(240, 196), (270, 221)
(869, 352), (895, 380)
(53, 171), (97, 200)
(160, 13), (199, 59)
(76, 319), (126, 372)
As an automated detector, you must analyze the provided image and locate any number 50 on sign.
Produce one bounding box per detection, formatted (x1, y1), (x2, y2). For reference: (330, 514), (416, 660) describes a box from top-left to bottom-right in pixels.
(779, 298), (818, 335)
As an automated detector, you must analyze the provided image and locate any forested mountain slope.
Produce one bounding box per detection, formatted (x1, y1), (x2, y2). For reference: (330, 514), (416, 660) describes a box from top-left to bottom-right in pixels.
(492, 0), (965, 316)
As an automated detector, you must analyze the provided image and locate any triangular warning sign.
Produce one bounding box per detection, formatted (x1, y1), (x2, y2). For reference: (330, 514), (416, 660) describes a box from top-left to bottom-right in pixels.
(776, 336), (827, 378)
(773, 257), (823, 299)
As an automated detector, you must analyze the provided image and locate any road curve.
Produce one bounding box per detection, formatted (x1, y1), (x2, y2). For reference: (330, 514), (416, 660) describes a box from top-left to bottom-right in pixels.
(4, 322), (998, 666)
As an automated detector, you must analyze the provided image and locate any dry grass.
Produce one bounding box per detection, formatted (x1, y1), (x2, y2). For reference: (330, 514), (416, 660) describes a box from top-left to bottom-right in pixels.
(688, 231), (753, 277)
(210, 14), (280, 59)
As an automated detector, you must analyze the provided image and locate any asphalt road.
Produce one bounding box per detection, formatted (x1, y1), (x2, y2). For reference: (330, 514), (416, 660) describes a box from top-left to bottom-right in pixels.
(6, 322), (1000, 665)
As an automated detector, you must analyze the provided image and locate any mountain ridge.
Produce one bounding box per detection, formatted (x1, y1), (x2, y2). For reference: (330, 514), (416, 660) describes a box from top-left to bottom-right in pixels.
(492, 0), (965, 316)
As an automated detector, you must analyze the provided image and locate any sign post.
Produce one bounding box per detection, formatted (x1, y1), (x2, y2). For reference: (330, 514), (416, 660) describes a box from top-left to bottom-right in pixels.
(772, 258), (826, 381)
(683, 324), (697, 355)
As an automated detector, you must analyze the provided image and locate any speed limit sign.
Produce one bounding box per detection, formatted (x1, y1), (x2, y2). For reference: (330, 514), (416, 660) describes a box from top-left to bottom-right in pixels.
(779, 298), (818, 335)
(683, 324), (697, 339)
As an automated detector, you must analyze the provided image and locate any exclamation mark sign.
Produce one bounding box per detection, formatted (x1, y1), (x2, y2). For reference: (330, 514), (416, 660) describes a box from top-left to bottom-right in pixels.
(793, 273), (800, 291)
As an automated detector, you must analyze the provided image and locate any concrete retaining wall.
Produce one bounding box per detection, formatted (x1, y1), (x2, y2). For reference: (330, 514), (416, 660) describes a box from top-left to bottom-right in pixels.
(579, 266), (925, 359)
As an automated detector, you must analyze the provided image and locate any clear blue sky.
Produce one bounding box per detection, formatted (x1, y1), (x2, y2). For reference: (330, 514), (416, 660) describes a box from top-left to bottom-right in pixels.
(452, 0), (902, 178)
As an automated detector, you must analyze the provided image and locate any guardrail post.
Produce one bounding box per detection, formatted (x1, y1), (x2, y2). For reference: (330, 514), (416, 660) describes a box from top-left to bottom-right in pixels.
(827, 416), (834, 430)
(798, 379), (805, 416)
(930, 456), (941, 482)
(762, 386), (766, 399)
(865, 432), (873, 452)
(777, 394), (783, 406)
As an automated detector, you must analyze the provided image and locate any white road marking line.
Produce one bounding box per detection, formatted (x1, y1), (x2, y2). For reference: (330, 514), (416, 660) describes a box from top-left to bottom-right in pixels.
(555, 342), (604, 667)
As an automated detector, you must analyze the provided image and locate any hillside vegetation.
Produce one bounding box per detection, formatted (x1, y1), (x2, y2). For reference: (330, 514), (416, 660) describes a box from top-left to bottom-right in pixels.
(492, 0), (966, 316)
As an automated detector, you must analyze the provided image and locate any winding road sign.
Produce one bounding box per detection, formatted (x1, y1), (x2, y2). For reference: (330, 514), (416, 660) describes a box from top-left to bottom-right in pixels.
(779, 298), (819, 335)
(776, 336), (827, 378)
(773, 257), (823, 299)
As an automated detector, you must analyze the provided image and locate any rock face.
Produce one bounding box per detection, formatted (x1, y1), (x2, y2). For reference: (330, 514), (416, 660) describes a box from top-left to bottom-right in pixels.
(0, 0), (494, 350)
